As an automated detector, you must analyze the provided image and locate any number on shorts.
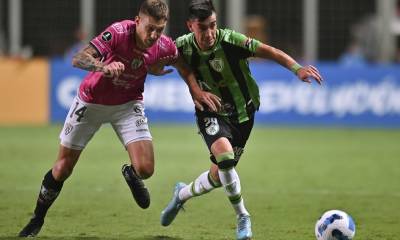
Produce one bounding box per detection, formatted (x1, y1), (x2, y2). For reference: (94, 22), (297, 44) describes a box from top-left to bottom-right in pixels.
(70, 101), (87, 122)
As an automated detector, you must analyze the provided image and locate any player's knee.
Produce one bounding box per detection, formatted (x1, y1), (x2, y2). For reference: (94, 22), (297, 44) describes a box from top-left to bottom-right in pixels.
(215, 151), (236, 170)
(217, 160), (236, 170)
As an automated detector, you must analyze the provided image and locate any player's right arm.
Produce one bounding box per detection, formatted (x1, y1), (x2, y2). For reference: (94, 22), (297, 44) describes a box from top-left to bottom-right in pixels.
(173, 55), (221, 112)
(72, 44), (125, 77)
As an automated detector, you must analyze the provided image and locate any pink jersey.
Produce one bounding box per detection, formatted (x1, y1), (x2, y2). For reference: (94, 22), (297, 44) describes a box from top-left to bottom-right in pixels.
(78, 20), (178, 105)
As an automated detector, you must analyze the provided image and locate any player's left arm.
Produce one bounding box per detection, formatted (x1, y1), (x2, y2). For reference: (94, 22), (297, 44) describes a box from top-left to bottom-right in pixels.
(173, 55), (221, 112)
(254, 43), (323, 84)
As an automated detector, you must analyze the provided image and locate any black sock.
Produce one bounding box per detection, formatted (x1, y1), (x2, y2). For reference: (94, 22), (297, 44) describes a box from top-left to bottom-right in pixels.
(33, 170), (64, 219)
(129, 164), (142, 179)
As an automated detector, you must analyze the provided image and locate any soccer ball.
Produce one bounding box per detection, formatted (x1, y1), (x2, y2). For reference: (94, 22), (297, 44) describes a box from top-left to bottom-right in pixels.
(315, 210), (356, 240)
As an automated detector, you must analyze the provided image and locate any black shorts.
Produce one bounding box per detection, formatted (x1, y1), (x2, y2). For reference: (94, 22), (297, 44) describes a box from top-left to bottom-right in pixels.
(195, 111), (254, 165)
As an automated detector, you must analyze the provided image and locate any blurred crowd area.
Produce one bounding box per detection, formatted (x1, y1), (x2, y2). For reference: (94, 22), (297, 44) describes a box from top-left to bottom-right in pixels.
(2, 0), (400, 63)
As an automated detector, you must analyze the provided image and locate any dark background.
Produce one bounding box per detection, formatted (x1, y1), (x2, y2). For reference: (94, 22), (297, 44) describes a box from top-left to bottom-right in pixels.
(0, 0), (376, 60)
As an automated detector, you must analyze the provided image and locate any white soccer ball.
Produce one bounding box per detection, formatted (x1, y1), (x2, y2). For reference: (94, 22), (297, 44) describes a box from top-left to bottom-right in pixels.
(315, 210), (356, 240)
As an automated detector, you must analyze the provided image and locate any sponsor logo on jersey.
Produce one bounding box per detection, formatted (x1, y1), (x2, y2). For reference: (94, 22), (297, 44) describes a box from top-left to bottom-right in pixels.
(111, 78), (133, 89)
(204, 117), (220, 135)
(209, 58), (224, 72)
(64, 123), (73, 135)
(102, 31), (112, 41)
(112, 23), (124, 33)
(131, 58), (143, 69)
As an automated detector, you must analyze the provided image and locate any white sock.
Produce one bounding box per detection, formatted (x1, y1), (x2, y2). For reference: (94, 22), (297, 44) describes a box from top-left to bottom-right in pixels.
(218, 167), (249, 216)
(178, 171), (221, 201)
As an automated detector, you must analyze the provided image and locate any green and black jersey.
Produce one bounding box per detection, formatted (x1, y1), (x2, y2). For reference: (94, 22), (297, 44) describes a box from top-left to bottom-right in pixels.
(176, 29), (261, 123)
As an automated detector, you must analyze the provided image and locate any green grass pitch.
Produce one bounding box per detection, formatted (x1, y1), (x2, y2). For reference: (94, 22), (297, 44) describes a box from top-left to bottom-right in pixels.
(0, 124), (399, 239)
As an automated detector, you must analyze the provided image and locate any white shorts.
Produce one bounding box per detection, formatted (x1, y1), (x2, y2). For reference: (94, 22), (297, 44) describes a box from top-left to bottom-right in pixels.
(60, 96), (152, 150)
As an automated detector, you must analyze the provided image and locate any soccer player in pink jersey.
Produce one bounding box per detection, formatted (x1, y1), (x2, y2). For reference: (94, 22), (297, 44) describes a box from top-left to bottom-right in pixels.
(18, 0), (220, 237)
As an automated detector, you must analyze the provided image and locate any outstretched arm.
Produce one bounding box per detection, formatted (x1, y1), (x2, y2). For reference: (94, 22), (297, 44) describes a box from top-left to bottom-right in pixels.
(254, 43), (323, 84)
(72, 44), (125, 77)
(173, 55), (221, 112)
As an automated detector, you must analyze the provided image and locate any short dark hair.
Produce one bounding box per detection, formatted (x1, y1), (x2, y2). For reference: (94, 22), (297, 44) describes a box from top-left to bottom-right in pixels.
(188, 0), (215, 21)
(139, 0), (169, 21)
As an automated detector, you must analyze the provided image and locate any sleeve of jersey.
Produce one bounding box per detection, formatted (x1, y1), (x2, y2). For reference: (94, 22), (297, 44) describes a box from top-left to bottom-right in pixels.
(174, 37), (185, 57)
(158, 36), (179, 65)
(228, 30), (261, 57)
(90, 25), (118, 56)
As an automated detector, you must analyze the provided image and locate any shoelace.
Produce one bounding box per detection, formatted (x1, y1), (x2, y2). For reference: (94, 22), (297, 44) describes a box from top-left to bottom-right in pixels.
(177, 204), (185, 212)
(175, 198), (186, 212)
(238, 216), (250, 232)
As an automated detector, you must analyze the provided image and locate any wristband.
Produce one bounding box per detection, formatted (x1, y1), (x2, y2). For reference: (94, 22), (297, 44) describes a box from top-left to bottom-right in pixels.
(290, 63), (303, 74)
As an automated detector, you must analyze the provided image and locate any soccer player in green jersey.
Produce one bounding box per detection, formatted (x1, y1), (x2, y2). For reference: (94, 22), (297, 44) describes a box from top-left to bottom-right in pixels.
(160, 0), (323, 239)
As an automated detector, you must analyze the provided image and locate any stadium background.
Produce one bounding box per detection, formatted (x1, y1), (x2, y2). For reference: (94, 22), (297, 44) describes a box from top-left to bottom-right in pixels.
(0, 1), (399, 239)
(1, 0), (399, 126)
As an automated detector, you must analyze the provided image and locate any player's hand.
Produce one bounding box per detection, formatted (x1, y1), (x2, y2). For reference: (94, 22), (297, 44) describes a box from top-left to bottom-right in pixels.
(148, 63), (174, 76)
(103, 61), (125, 77)
(148, 57), (176, 76)
(297, 65), (323, 85)
(192, 90), (221, 112)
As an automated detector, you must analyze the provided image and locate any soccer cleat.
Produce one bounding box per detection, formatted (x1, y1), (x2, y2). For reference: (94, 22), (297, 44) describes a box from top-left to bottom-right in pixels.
(160, 182), (187, 226)
(236, 214), (252, 240)
(121, 164), (150, 209)
(18, 215), (44, 237)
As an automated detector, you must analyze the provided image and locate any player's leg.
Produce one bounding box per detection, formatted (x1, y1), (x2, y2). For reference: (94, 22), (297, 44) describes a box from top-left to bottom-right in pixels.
(18, 146), (82, 237)
(211, 137), (252, 240)
(182, 113), (227, 200)
(160, 163), (221, 226)
(113, 100), (153, 209)
(18, 96), (101, 237)
(126, 139), (154, 179)
(177, 163), (221, 201)
(161, 113), (226, 226)
(211, 138), (249, 216)
(196, 113), (251, 218)
(122, 140), (153, 209)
